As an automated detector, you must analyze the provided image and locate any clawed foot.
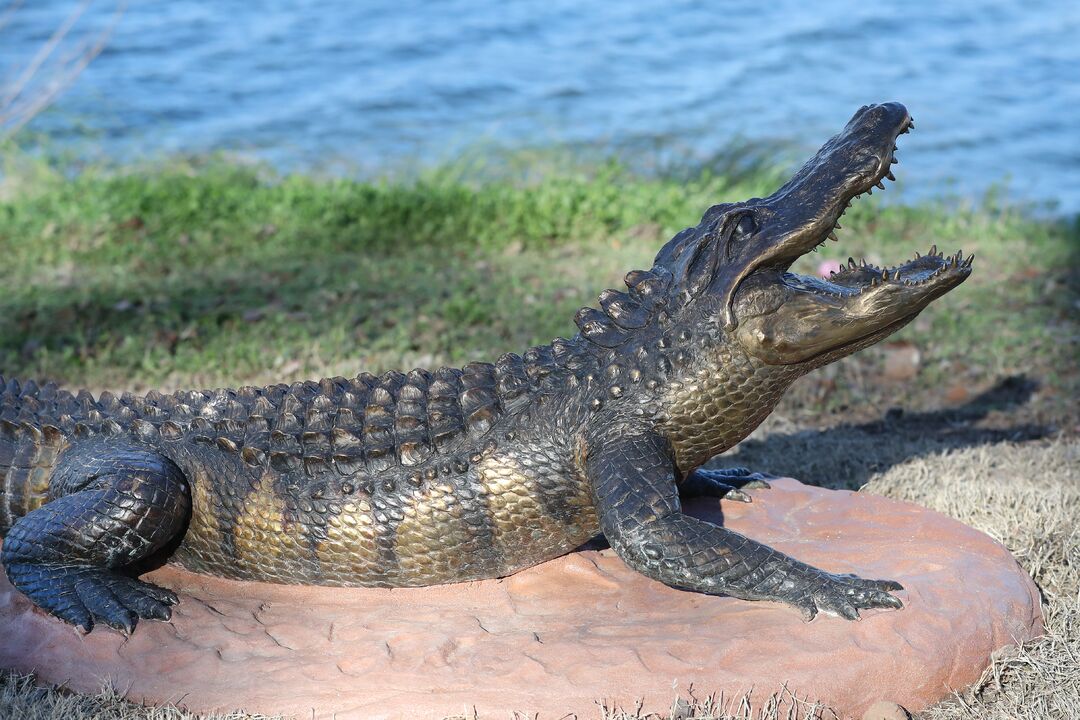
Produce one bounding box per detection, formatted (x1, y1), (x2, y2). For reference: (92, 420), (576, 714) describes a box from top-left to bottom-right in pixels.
(792, 571), (904, 621)
(5, 563), (178, 634)
(682, 467), (775, 503)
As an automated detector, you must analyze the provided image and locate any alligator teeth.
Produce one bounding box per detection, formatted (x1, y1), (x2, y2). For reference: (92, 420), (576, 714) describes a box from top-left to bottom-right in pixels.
(891, 156), (899, 164)
(929, 244), (938, 257)
(881, 268), (890, 280)
(886, 171), (896, 182)
(828, 231), (839, 242)
(962, 253), (975, 268)
(914, 250), (921, 258)
(848, 257), (857, 269)
(876, 181), (886, 190)
(835, 222), (842, 229)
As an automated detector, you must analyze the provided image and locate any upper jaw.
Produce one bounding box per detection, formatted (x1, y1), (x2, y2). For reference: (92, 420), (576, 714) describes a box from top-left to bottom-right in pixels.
(767, 105), (978, 315)
(767, 102), (915, 269)
(719, 102), (914, 328)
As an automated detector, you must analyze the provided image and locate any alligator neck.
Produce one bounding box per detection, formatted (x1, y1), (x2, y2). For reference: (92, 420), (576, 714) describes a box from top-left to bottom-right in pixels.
(658, 333), (804, 472)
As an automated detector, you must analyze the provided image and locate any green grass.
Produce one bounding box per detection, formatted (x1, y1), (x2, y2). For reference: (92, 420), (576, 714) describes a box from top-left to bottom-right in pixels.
(0, 149), (1076, 428)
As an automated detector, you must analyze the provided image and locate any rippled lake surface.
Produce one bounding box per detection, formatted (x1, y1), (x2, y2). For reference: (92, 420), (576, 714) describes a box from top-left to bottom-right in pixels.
(4, 0), (1079, 211)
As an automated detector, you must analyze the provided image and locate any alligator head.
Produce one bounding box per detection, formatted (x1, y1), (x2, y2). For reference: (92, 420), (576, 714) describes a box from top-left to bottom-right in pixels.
(652, 101), (971, 366)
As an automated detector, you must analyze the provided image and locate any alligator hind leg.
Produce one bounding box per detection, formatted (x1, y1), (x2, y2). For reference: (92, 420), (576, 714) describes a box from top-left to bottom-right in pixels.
(681, 466), (774, 503)
(1, 440), (191, 633)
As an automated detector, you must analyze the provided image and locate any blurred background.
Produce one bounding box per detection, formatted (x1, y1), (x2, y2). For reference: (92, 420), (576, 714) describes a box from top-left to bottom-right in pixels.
(4, 0), (1080, 210)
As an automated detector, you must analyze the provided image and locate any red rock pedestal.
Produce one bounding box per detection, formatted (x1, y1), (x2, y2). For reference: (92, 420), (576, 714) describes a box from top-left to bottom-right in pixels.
(0, 479), (1042, 719)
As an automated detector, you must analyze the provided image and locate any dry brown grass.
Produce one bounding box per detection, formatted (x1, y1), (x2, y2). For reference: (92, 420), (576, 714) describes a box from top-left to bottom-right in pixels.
(0, 672), (283, 720)
(866, 439), (1079, 720)
(2, 421), (1076, 719)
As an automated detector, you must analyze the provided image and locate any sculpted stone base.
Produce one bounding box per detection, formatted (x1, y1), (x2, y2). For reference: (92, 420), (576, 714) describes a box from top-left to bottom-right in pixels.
(0, 479), (1042, 719)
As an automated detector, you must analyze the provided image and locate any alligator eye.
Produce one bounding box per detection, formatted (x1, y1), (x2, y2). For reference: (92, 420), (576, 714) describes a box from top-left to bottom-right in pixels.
(736, 215), (755, 237)
(723, 213), (757, 262)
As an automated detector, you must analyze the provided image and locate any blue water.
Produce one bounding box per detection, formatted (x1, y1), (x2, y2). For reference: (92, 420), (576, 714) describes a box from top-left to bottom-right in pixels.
(3, 0), (1080, 212)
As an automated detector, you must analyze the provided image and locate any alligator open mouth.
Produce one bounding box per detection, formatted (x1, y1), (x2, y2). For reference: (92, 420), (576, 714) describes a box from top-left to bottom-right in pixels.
(710, 103), (938, 329)
(728, 107), (974, 364)
(784, 115), (974, 299)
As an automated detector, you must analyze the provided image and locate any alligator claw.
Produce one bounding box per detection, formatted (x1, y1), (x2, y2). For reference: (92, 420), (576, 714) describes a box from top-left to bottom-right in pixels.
(718, 478), (772, 502)
(721, 486), (753, 503)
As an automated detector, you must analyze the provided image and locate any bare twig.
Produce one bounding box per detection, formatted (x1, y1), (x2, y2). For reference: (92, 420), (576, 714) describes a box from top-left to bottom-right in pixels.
(0, 0), (125, 140)
(1, 0), (93, 109)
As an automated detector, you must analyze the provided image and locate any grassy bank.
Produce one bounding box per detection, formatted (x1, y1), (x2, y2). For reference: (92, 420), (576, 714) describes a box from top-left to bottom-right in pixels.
(0, 152), (1076, 428)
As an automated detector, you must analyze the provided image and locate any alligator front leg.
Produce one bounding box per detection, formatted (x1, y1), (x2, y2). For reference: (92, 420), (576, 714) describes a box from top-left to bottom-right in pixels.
(2, 440), (191, 633)
(587, 432), (903, 620)
(680, 466), (774, 503)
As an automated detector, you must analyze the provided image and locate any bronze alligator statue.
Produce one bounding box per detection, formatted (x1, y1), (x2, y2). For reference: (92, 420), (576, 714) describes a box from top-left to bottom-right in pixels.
(0, 102), (971, 634)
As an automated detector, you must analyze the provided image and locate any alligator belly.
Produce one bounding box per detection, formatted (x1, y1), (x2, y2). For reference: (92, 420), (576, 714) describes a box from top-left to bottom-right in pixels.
(169, 450), (600, 587)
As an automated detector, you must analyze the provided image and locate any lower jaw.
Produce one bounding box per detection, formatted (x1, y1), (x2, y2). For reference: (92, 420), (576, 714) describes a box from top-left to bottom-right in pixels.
(801, 312), (919, 371)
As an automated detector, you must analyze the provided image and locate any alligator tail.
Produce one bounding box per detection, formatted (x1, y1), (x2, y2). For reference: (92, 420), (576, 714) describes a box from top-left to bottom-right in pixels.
(0, 375), (65, 538)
